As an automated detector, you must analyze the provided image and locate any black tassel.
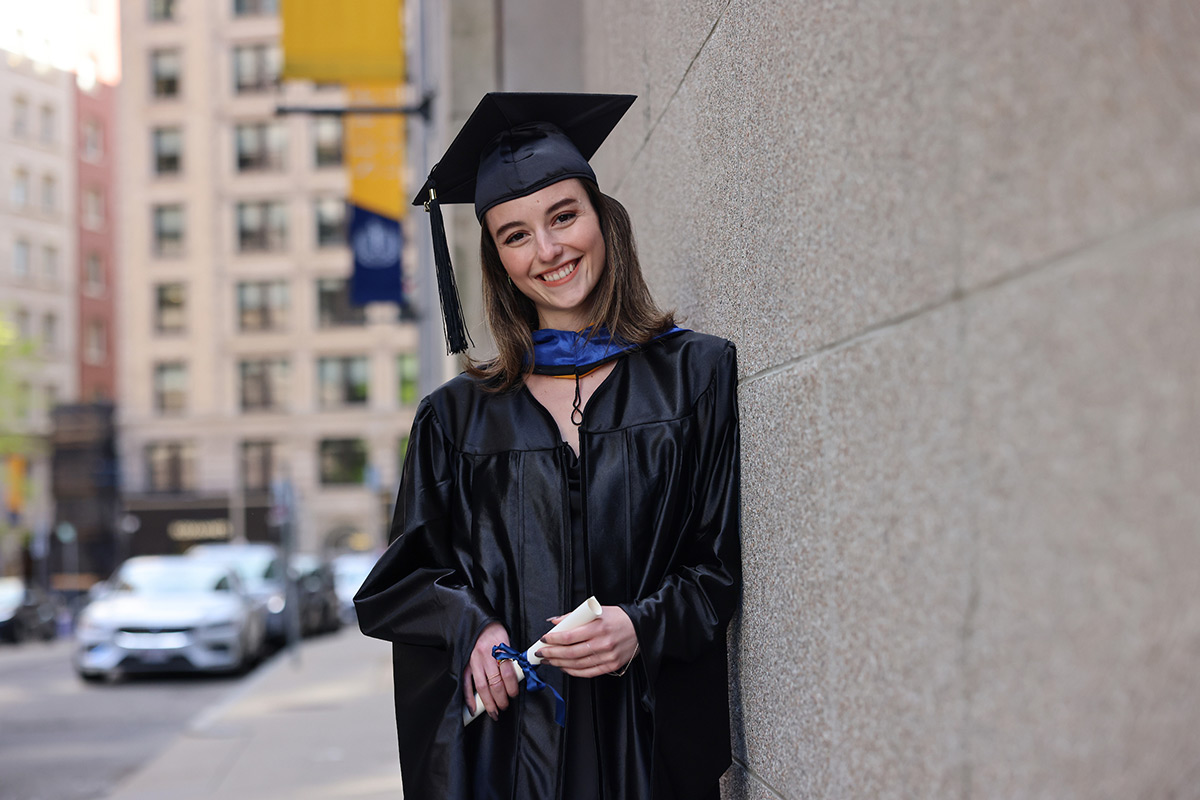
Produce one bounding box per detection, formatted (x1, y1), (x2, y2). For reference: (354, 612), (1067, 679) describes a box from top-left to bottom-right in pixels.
(425, 187), (473, 355)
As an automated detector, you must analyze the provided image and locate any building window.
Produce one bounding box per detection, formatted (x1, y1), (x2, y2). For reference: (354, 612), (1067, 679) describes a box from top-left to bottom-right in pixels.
(11, 169), (29, 208)
(14, 308), (31, 339)
(313, 117), (343, 167)
(145, 441), (194, 492)
(233, 44), (280, 94)
(151, 49), (181, 98)
(319, 439), (367, 485)
(39, 105), (54, 144)
(236, 280), (288, 331)
(41, 313), (57, 351)
(153, 362), (187, 414)
(153, 204), (184, 255)
(397, 353), (418, 406)
(84, 253), (105, 294)
(314, 198), (345, 247)
(318, 356), (369, 408)
(84, 320), (106, 364)
(240, 440), (275, 492)
(12, 96), (28, 137)
(12, 240), (30, 279)
(41, 245), (57, 280)
(235, 122), (287, 172)
(150, 0), (176, 21)
(83, 188), (104, 229)
(83, 119), (103, 161)
(236, 200), (287, 252)
(234, 0), (278, 16)
(155, 283), (186, 334)
(40, 175), (56, 213)
(152, 127), (182, 175)
(239, 358), (288, 412)
(317, 278), (366, 327)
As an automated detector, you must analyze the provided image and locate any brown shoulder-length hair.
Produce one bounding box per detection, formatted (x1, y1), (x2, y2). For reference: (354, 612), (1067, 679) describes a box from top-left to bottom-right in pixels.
(465, 179), (676, 391)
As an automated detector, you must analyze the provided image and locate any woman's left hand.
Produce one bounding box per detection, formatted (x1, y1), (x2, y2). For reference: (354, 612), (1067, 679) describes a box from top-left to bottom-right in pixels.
(535, 605), (639, 678)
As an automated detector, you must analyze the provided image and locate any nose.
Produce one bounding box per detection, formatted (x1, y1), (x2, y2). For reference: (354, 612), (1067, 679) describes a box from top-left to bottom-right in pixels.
(534, 229), (563, 264)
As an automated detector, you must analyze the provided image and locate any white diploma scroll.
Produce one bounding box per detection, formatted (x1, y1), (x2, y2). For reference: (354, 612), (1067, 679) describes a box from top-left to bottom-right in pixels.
(463, 596), (602, 726)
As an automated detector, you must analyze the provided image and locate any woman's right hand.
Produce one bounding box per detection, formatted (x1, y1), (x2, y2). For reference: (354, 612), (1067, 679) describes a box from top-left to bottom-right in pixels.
(465, 622), (521, 722)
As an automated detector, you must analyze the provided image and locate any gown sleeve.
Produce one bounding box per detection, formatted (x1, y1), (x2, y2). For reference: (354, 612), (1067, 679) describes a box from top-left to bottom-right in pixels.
(354, 399), (500, 677)
(619, 341), (742, 686)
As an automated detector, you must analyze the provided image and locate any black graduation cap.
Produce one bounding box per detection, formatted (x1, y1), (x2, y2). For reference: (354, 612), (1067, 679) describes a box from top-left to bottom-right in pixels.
(415, 92), (636, 354)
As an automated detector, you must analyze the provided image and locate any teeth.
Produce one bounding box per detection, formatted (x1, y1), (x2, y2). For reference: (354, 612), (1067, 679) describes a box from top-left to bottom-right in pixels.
(539, 261), (577, 282)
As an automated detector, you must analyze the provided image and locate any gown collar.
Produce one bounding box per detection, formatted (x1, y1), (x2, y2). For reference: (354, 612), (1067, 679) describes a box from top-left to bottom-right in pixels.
(529, 326), (686, 376)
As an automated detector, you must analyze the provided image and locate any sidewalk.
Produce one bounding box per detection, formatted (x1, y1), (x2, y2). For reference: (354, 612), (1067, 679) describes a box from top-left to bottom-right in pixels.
(104, 627), (403, 800)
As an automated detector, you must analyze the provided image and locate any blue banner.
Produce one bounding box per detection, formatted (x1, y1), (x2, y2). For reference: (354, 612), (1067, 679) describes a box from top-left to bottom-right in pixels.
(349, 203), (404, 306)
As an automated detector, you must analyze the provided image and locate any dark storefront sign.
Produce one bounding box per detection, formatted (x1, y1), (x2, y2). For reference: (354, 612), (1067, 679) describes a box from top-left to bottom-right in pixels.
(123, 495), (276, 556)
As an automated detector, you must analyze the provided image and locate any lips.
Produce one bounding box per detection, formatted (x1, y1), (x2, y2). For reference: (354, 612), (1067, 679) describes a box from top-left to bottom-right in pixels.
(537, 259), (578, 285)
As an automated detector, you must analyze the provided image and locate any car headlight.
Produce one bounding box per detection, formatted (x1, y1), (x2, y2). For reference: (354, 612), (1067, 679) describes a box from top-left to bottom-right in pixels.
(76, 615), (114, 638)
(266, 593), (286, 614)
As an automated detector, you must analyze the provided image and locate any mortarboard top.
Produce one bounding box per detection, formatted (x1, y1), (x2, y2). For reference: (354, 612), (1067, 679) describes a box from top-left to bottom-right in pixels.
(416, 92), (637, 354)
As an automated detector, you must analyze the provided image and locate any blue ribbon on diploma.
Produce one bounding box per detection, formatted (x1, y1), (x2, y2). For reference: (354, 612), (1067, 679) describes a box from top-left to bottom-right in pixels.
(492, 643), (566, 727)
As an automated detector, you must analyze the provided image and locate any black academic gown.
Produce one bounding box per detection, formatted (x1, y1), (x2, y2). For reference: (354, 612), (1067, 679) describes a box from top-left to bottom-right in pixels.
(354, 331), (741, 800)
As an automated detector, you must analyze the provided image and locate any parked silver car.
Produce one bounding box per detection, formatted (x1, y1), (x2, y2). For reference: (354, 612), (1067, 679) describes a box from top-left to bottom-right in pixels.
(74, 556), (267, 681)
(186, 543), (288, 644)
(331, 551), (381, 624)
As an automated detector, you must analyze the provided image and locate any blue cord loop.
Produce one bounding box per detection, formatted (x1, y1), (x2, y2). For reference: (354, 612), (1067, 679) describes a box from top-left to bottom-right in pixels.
(492, 643), (566, 727)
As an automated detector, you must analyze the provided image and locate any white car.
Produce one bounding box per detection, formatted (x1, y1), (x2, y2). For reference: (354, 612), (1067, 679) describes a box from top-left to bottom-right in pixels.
(75, 556), (267, 681)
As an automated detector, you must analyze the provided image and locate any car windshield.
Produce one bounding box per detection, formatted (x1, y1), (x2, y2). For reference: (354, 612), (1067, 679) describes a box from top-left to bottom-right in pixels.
(114, 560), (231, 594)
(0, 578), (23, 606)
(189, 548), (279, 591)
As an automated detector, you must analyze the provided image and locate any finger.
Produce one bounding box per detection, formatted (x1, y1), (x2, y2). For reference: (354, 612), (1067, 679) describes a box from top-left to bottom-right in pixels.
(498, 658), (520, 697)
(540, 619), (600, 646)
(473, 662), (500, 720)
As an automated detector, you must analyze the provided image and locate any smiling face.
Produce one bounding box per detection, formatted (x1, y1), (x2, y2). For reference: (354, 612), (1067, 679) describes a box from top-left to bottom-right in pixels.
(484, 178), (606, 331)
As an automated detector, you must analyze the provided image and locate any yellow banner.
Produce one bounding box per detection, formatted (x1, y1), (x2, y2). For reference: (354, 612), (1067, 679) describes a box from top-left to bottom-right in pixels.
(346, 85), (406, 220)
(5, 455), (25, 514)
(281, 0), (405, 84)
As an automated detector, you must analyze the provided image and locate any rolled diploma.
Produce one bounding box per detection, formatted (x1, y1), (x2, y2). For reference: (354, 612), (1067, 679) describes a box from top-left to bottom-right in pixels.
(463, 596), (602, 726)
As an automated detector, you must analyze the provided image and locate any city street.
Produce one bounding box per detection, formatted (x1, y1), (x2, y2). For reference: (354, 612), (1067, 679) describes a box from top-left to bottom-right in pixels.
(0, 636), (259, 800)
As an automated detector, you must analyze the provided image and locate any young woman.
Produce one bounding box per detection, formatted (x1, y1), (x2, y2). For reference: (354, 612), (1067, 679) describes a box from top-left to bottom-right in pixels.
(355, 93), (741, 800)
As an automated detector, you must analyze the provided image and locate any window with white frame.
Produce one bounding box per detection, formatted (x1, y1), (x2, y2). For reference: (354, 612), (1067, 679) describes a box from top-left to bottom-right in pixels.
(40, 175), (56, 213)
(84, 252), (105, 294)
(11, 169), (29, 208)
(314, 197), (346, 247)
(41, 313), (57, 351)
(83, 188), (104, 229)
(12, 96), (29, 137)
(236, 200), (287, 252)
(85, 320), (106, 364)
(235, 122), (287, 172)
(12, 240), (30, 279)
(145, 441), (195, 492)
(39, 104), (54, 143)
(151, 49), (181, 98)
(236, 280), (289, 331)
(153, 204), (184, 255)
(313, 117), (343, 167)
(153, 362), (187, 414)
(233, 44), (280, 94)
(155, 283), (186, 334)
(152, 127), (182, 175)
(234, 0), (279, 16)
(239, 358), (289, 412)
(317, 356), (369, 408)
(83, 119), (103, 161)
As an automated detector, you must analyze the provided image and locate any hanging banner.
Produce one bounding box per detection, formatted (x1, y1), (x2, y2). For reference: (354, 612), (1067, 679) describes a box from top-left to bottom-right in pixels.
(347, 84), (406, 306)
(350, 204), (404, 305)
(280, 0), (404, 83)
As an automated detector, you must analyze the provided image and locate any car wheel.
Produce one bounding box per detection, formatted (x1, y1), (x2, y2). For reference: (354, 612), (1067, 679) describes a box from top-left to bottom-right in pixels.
(78, 671), (105, 684)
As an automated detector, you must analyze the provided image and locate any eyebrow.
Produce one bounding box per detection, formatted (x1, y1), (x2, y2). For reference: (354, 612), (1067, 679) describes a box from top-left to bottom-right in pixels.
(492, 196), (580, 240)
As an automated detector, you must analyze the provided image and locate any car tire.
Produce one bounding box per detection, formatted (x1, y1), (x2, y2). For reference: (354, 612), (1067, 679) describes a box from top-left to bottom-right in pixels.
(78, 671), (105, 684)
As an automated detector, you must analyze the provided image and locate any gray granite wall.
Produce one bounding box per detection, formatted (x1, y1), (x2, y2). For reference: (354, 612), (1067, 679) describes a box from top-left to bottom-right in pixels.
(581, 2), (1200, 797)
